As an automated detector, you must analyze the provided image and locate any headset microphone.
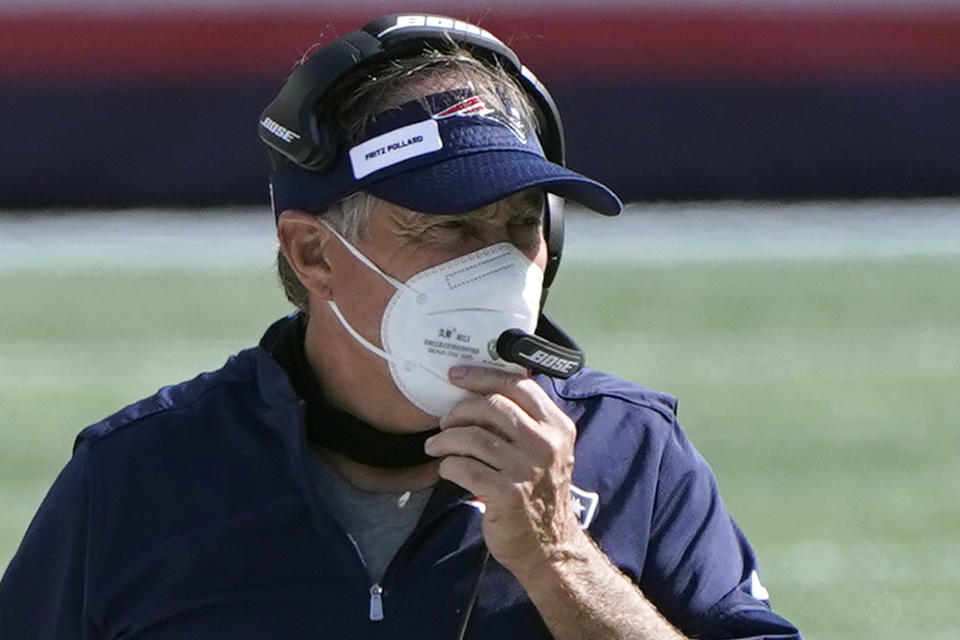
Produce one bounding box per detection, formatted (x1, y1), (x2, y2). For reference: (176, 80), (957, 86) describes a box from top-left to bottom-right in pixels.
(495, 328), (584, 379)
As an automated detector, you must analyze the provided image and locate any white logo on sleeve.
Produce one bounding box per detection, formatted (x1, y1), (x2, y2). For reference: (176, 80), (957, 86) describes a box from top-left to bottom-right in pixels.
(570, 485), (599, 529)
(462, 484), (598, 529)
(749, 570), (770, 600)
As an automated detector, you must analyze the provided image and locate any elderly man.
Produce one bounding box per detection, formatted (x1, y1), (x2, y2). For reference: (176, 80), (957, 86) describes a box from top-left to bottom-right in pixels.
(0, 14), (801, 640)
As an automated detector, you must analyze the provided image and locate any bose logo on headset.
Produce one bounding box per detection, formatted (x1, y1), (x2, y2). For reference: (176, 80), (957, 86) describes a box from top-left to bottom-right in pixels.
(260, 117), (301, 143)
(378, 15), (502, 43)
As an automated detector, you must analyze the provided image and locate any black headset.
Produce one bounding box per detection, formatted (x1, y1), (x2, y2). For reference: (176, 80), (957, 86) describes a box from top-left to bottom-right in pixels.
(259, 13), (568, 293)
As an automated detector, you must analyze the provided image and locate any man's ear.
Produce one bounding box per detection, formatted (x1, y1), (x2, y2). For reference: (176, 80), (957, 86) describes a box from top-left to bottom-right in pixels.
(276, 210), (334, 300)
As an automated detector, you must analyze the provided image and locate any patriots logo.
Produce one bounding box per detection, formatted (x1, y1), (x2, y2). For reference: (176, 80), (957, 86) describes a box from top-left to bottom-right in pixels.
(432, 95), (529, 144)
(433, 95), (496, 119)
(569, 484), (599, 529)
(462, 484), (599, 530)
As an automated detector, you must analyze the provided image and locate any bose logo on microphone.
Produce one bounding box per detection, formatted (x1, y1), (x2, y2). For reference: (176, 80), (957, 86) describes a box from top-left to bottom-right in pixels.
(518, 349), (579, 374)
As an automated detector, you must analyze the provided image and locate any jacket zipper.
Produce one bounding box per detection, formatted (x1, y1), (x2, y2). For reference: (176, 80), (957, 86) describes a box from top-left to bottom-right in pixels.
(364, 485), (481, 624)
(369, 583), (384, 621)
(299, 417), (477, 628)
(345, 533), (386, 623)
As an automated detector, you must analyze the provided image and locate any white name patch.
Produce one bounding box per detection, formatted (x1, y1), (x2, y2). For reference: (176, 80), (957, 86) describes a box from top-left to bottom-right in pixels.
(349, 120), (442, 180)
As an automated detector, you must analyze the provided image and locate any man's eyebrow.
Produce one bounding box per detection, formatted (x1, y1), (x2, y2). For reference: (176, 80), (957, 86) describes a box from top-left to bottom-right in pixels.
(387, 204), (437, 230)
(386, 190), (544, 233)
(469, 191), (545, 222)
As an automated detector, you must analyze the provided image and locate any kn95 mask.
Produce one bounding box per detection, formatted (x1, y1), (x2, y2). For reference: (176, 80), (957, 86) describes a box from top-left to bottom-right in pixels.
(322, 223), (543, 417)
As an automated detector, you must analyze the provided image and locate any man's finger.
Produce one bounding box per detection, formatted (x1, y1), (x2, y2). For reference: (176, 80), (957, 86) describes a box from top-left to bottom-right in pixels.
(437, 455), (504, 499)
(425, 426), (536, 480)
(439, 392), (518, 438)
(447, 365), (551, 419)
(439, 394), (554, 463)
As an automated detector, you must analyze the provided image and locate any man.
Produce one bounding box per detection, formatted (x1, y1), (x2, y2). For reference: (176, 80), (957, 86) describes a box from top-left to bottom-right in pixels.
(0, 14), (801, 640)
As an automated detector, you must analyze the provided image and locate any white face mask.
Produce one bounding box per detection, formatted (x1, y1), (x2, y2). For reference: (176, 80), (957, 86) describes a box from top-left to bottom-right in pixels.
(323, 224), (543, 417)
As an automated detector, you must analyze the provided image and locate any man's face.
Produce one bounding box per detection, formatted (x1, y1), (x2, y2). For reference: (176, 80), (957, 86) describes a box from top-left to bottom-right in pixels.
(322, 189), (548, 351)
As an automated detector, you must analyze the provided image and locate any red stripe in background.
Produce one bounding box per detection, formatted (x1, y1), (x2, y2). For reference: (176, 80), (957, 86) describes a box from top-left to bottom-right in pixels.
(3, 8), (960, 86)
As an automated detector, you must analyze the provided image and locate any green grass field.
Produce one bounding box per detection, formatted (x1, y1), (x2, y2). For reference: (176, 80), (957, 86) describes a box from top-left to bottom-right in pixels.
(2, 249), (958, 639)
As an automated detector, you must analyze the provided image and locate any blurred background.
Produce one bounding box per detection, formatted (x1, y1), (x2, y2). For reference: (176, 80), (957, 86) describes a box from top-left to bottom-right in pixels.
(5, 0), (960, 205)
(1, 1), (958, 639)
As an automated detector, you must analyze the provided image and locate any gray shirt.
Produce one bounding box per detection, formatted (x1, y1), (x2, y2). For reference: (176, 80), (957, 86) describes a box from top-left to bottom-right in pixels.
(312, 451), (433, 582)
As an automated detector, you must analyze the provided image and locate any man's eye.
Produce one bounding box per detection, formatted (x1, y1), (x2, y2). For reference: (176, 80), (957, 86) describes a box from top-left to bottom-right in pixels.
(435, 220), (466, 230)
(509, 216), (542, 228)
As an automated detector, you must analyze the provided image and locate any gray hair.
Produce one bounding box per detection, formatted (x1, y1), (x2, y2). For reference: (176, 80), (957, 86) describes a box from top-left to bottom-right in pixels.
(276, 44), (536, 314)
(276, 191), (377, 313)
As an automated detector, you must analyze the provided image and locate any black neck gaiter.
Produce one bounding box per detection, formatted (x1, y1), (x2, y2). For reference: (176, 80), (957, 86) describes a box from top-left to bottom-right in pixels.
(264, 316), (440, 469)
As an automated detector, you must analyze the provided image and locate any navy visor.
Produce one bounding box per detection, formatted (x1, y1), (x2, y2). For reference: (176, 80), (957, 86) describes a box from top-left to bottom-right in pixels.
(270, 90), (622, 217)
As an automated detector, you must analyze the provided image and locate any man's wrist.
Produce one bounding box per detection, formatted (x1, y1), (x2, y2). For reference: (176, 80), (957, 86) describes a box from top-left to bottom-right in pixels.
(507, 525), (594, 588)
(505, 526), (689, 640)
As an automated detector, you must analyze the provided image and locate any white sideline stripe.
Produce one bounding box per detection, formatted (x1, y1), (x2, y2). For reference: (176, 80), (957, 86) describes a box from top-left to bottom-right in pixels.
(1, 200), (959, 272)
(0, 209), (277, 271)
(565, 199), (960, 264)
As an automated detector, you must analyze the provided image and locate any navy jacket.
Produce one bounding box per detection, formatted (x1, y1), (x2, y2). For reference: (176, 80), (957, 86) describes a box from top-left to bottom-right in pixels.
(0, 317), (801, 639)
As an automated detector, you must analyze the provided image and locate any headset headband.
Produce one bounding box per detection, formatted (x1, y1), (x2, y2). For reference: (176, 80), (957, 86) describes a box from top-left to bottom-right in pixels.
(259, 13), (583, 291)
(259, 13), (565, 172)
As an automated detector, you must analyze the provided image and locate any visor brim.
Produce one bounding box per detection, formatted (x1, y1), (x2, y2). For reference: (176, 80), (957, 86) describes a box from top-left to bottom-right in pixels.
(364, 150), (622, 216)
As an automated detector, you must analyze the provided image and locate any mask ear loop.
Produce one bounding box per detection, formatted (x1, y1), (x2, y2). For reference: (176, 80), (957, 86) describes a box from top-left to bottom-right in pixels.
(320, 221), (427, 304)
(321, 223), (442, 378)
(328, 300), (461, 384)
(326, 301), (415, 372)
(327, 300), (459, 401)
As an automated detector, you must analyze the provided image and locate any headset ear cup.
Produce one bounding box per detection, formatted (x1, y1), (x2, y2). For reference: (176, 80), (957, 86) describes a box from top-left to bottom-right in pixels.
(542, 193), (565, 291)
(303, 122), (341, 172)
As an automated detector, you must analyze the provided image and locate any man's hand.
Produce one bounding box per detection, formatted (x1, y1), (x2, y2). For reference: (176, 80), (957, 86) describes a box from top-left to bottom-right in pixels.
(424, 365), (688, 640)
(423, 365), (585, 580)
